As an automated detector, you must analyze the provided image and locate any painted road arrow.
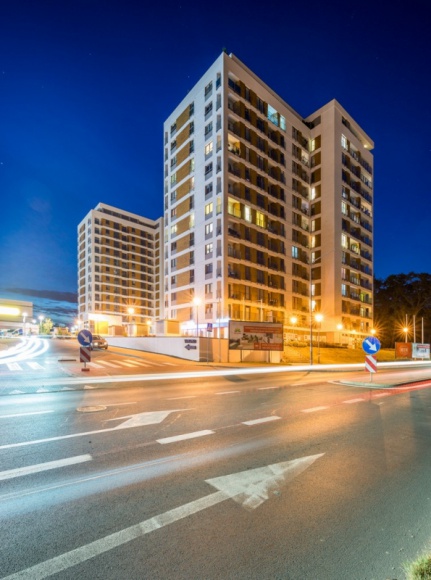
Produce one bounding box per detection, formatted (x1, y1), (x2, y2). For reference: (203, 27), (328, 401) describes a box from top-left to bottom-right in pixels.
(0, 410), (187, 450)
(2, 454), (324, 579)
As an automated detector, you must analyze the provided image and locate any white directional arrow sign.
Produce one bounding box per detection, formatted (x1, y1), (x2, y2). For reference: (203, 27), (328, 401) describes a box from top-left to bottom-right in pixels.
(206, 453), (324, 510)
(109, 410), (185, 430)
(3, 454), (324, 579)
(0, 410), (187, 450)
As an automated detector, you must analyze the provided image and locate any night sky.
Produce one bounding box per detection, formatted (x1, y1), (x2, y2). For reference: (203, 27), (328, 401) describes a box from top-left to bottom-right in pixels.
(1, 0), (430, 299)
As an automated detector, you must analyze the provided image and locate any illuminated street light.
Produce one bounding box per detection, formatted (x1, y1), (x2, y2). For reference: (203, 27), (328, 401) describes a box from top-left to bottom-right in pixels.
(337, 323), (343, 345)
(403, 327), (408, 343)
(193, 297), (201, 337)
(127, 307), (135, 337)
(315, 313), (323, 364)
(22, 311), (28, 336)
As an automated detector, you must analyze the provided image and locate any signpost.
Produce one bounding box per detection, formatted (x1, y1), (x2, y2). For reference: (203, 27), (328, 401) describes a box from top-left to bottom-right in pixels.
(80, 347), (91, 371)
(77, 330), (93, 372)
(362, 336), (380, 382)
(77, 329), (93, 347)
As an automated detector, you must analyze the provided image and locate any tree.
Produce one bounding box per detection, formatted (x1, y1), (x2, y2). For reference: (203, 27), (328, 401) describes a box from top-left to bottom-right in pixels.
(374, 272), (431, 347)
(40, 317), (54, 335)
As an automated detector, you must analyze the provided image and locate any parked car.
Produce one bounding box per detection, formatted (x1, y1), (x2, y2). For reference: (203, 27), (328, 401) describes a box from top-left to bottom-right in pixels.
(90, 335), (108, 350)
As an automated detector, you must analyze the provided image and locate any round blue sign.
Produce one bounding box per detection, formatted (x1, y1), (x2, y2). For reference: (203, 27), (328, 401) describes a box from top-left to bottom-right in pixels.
(77, 329), (93, 347)
(362, 336), (381, 354)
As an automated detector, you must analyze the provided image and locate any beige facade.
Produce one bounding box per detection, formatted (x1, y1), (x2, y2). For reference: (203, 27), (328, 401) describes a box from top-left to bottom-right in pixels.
(77, 203), (163, 334)
(163, 52), (374, 344)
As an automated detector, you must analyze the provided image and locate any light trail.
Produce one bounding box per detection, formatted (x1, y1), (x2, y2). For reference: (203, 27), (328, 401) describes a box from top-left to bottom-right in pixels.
(0, 338), (49, 365)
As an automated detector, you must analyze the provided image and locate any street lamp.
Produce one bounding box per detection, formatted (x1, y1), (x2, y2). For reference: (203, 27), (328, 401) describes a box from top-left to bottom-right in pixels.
(337, 323), (343, 345)
(290, 316), (297, 342)
(127, 307), (135, 337)
(315, 313), (323, 364)
(38, 315), (44, 335)
(22, 312), (28, 336)
(193, 297), (201, 337)
(403, 327), (408, 343)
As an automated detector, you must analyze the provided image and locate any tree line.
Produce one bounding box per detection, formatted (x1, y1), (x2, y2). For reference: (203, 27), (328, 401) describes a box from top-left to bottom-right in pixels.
(374, 273), (431, 347)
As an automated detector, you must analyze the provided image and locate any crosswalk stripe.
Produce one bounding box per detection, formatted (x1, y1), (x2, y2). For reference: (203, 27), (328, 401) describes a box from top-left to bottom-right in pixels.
(124, 359), (150, 367)
(94, 360), (122, 368)
(86, 362), (105, 368)
(27, 362), (44, 370)
(115, 361), (136, 367)
(7, 363), (22, 371)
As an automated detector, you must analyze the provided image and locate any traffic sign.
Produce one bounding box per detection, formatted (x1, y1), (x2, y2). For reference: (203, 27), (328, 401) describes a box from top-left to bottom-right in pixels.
(80, 347), (91, 363)
(77, 329), (93, 347)
(207, 323), (213, 332)
(365, 354), (377, 373)
(362, 336), (381, 354)
(80, 346), (91, 372)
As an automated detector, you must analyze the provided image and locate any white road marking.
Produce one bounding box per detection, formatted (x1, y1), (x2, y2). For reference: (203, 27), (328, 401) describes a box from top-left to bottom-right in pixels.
(2, 455), (324, 579)
(374, 392), (390, 397)
(86, 362), (105, 369)
(7, 363), (22, 371)
(0, 410), (187, 450)
(0, 410), (55, 419)
(216, 391), (240, 395)
(94, 360), (122, 368)
(0, 455), (92, 482)
(167, 396), (196, 400)
(36, 388), (49, 393)
(258, 386), (278, 390)
(157, 430), (214, 444)
(9, 390), (25, 394)
(122, 359), (144, 366)
(112, 361), (136, 367)
(27, 362), (44, 370)
(301, 406), (329, 413)
(243, 416), (281, 425)
(343, 398), (365, 404)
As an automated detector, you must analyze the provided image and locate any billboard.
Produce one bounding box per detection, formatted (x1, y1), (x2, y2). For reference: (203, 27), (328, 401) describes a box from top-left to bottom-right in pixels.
(412, 343), (430, 359)
(228, 321), (283, 351)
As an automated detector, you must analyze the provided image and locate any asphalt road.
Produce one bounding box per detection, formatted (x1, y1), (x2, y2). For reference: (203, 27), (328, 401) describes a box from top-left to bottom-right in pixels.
(1, 339), (431, 579)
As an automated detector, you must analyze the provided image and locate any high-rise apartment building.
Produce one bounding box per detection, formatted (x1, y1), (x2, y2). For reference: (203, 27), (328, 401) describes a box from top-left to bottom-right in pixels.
(77, 203), (163, 334)
(163, 52), (374, 344)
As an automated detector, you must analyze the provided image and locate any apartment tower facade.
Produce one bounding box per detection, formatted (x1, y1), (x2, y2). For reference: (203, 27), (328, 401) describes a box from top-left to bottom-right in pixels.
(163, 52), (374, 345)
(77, 203), (163, 334)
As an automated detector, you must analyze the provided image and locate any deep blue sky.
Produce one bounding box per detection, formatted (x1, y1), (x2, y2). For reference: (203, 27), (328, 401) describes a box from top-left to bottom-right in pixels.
(1, 0), (430, 296)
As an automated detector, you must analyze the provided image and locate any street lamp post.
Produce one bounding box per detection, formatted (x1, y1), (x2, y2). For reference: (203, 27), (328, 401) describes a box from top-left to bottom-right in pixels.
(127, 307), (135, 337)
(337, 323), (343, 345)
(193, 297), (201, 337)
(38, 315), (44, 335)
(315, 313), (323, 364)
(22, 312), (28, 336)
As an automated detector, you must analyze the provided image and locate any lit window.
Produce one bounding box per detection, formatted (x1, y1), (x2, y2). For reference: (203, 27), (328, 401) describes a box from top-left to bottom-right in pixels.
(171, 224), (177, 236)
(205, 202), (213, 215)
(341, 135), (348, 150)
(255, 211), (266, 228)
(341, 234), (348, 248)
(205, 142), (213, 156)
(205, 243), (213, 254)
(292, 246), (299, 259)
(205, 223), (213, 235)
(244, 205), (252, 222)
